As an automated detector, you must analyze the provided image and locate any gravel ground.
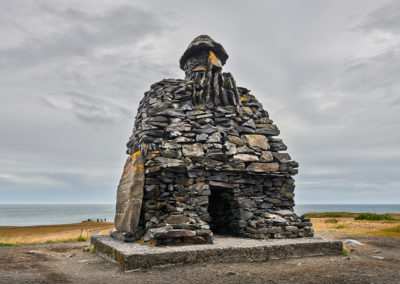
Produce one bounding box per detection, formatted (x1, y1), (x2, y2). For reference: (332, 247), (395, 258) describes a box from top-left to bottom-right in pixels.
(1, 232), (399, 283)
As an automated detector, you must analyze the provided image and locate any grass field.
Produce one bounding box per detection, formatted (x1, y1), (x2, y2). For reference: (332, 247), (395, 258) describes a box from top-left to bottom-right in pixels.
(309, 212), (400, 239)
(1, 212), (400, 245)
(0, 221), (115, 245)
(303, 212), (400, 219)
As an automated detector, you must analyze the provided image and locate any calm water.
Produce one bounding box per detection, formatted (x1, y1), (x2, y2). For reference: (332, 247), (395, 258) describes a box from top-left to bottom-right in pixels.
(0, 204), (399, 226)
(0, 204), (115, 226)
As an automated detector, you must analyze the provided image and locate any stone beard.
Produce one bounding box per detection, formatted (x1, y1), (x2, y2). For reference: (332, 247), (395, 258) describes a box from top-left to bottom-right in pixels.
(114, 35), (313, 245)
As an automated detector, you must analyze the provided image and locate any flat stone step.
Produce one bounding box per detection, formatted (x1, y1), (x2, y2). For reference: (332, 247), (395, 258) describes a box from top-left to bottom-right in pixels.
(91, 235), (343, 271)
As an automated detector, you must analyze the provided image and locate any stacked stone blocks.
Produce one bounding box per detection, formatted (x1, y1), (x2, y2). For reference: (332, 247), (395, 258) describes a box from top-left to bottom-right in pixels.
(114, 35), (313, 246)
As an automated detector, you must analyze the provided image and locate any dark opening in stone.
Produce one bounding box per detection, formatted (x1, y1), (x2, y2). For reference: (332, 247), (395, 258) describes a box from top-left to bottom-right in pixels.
(208, 188), (237, 235)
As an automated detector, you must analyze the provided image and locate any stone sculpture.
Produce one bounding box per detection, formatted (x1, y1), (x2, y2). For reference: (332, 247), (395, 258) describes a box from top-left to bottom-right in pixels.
(114, 35), (313, 245)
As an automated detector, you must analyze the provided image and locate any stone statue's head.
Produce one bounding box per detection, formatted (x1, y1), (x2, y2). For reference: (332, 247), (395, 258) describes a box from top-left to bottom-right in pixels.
(179, 35), (229, 71)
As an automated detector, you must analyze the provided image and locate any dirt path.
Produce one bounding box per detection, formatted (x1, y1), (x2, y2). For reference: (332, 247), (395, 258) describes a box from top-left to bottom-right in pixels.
(1, 232), (399, 283)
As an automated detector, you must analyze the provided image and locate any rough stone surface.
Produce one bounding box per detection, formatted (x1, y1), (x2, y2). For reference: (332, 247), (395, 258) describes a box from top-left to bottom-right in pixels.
(113, 35), (311, 246)
(242, 134), (270, 150)
(92, 235), (343, 271)
(246, 162), (280, 173)
(114, 151), (144, 236)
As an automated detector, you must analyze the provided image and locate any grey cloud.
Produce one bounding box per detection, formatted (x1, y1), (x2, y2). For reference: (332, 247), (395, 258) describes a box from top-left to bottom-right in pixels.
(0, 4), (168, 70)
(359, 1), (400, 34)
(42, 91), (131, 124)
(1, 0), (399, 204)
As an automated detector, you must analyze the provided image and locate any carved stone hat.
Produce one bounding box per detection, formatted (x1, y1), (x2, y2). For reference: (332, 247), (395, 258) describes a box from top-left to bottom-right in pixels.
(179, 35), (229, 70)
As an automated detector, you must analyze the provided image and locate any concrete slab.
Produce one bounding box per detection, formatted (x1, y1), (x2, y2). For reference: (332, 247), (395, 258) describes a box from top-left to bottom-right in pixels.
(92, 235), (343, 271)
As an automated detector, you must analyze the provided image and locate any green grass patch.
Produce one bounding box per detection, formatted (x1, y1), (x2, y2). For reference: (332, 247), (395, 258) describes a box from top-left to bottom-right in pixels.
(89, 245), (95, 254)
(303, 212), (359, 218)
(335, 224), (348, 229)
(354, 213), (396, 221)
(77, 235), (88, 242)
(0, 241), (20, 246)
(341, 249), (349, 256)
(303, 212), (400, 220)
(324, 218), (339, 223)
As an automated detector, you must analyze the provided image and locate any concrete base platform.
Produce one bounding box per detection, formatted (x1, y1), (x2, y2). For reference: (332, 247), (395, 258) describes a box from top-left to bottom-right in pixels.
(91, 235), (343, 271)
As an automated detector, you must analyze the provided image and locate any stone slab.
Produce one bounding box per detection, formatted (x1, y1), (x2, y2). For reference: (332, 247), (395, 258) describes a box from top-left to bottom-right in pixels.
(91, 235), (343, 271)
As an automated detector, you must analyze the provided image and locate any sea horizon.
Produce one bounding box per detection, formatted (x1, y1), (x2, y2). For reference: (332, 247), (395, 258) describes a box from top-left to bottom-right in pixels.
(1, 203), (399, 226)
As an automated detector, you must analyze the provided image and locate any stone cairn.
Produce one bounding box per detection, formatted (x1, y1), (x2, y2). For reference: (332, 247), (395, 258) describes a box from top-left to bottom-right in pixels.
(114, 35), (313, 246)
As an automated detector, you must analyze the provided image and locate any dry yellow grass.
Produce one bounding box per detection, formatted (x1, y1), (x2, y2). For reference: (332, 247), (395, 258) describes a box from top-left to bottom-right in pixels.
(0, 221), (115, 244)
(311, 217), (400, 239)
(2, 216), (399, 245)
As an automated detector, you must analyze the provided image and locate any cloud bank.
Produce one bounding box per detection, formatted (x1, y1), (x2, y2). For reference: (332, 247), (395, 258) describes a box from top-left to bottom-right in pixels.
(0, 0), (398, 204)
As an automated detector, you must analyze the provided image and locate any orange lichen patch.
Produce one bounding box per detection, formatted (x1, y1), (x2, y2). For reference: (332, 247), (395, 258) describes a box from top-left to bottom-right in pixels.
(150, 151), (159, 158)
(132, 150), (141, 160)
(247, 135), (260, 147)
(208, 51), (218, 64)
(133, 164), (144, 171)
(242, 106), (254, 116)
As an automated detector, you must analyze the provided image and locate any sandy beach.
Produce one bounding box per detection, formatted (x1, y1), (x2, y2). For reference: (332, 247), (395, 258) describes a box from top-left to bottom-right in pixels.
(1, 214), (400, 283)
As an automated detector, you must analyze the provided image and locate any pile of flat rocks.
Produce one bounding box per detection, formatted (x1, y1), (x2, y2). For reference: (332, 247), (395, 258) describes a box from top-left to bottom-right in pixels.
(114, 35), (313, 246)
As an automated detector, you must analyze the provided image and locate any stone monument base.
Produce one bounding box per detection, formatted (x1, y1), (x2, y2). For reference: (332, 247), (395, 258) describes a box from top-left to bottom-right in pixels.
(91, 235), (342, 271)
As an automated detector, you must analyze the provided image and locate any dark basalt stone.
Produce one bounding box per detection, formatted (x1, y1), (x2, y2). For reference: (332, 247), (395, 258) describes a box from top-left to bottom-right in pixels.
(114, 35), (313, 246)
(179, 35), (229, 70)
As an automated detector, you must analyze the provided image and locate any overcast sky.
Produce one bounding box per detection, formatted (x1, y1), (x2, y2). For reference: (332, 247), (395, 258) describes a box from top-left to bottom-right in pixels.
(1, 0), (399, 204)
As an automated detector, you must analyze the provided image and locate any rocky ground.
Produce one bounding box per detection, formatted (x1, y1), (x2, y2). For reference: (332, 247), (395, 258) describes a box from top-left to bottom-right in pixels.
(1, 232), (399, 284)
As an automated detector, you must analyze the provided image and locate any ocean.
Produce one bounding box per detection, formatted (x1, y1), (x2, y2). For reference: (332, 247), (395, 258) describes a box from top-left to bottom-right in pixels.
(0, 204), (399, 226)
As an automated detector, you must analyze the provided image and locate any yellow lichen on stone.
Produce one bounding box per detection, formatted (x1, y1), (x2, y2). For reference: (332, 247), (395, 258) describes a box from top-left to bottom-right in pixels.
(132, 150), (141, 160)
(247, 135), (260, 147)
(134, 164), (144, 172)
(240, 97), (248, 101)
(208, 51), (218, 64)
(131, 150), (143, 172)
(194, 66), (206, 71)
